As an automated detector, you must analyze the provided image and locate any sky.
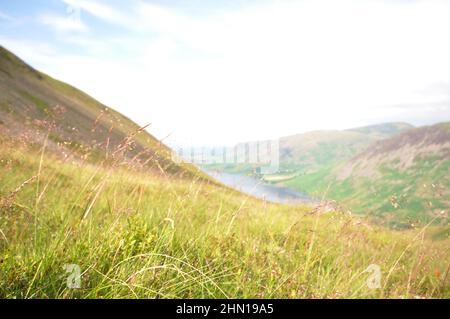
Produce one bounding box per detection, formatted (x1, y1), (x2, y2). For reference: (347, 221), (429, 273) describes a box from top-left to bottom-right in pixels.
(1, 0), (450, 146)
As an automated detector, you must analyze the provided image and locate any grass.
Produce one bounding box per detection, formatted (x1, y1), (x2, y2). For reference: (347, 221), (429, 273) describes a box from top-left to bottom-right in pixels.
(0, 137), (449, 299)
(17, 90), (53, 117)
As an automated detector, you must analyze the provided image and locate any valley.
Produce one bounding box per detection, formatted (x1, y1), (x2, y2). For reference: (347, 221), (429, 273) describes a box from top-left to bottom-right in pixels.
(203, 122), (449, 227)
(0, 46), (449, 299)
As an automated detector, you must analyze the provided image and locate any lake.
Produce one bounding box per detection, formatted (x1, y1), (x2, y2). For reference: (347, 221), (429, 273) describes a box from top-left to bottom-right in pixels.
(203, 170), (315, 205)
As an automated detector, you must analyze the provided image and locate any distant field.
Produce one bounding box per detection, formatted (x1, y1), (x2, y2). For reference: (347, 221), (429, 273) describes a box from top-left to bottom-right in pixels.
(262, 172), (299, 183)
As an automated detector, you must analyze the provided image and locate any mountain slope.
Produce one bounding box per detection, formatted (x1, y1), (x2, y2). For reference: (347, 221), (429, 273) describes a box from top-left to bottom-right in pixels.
(279, 122), (413, 171)
(286, 123), (450, 226)
(0, 45), (196, 176)
(200, 123), (413, 176)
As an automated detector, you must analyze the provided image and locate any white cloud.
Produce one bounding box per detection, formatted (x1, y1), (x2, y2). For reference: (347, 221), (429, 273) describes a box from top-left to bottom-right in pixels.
(38, 13), (88, 32)
(6, 0), (450, 145)
(62, 0), (131, 26)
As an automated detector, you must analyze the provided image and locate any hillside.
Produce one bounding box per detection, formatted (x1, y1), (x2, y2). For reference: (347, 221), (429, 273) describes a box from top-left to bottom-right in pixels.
(279, 122), (413, 171)
(285, 123), (450, 226)
(0, 45), (196, 177)
(200, 123), (413, 176)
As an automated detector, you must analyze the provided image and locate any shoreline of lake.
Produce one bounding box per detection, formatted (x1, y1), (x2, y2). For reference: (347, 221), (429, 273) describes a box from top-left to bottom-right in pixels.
(202, 169), (315, 205)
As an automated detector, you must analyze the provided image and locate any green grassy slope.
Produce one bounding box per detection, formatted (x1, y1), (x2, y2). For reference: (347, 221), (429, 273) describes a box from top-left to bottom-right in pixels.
(286, 123), (450, 226)
(0, 139), (449, 298)
(0, 45), (198, 177)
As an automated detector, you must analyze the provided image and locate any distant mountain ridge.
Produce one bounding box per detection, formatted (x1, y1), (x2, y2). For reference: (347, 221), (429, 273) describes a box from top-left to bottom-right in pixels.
(200, 122), (414, 176)
(346, 122), (413, 136)
(279, 122), (414, 171)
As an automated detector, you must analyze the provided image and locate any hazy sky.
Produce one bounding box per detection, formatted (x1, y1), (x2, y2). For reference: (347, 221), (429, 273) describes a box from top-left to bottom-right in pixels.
(1, 0), (450, 145)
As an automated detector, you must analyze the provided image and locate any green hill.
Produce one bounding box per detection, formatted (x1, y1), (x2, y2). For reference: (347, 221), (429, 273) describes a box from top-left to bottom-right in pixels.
(280, 122), (413, 171)
(200, 123), (413, 175)
(0, 45), (198, 177)
(285, 123), (450, 226)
